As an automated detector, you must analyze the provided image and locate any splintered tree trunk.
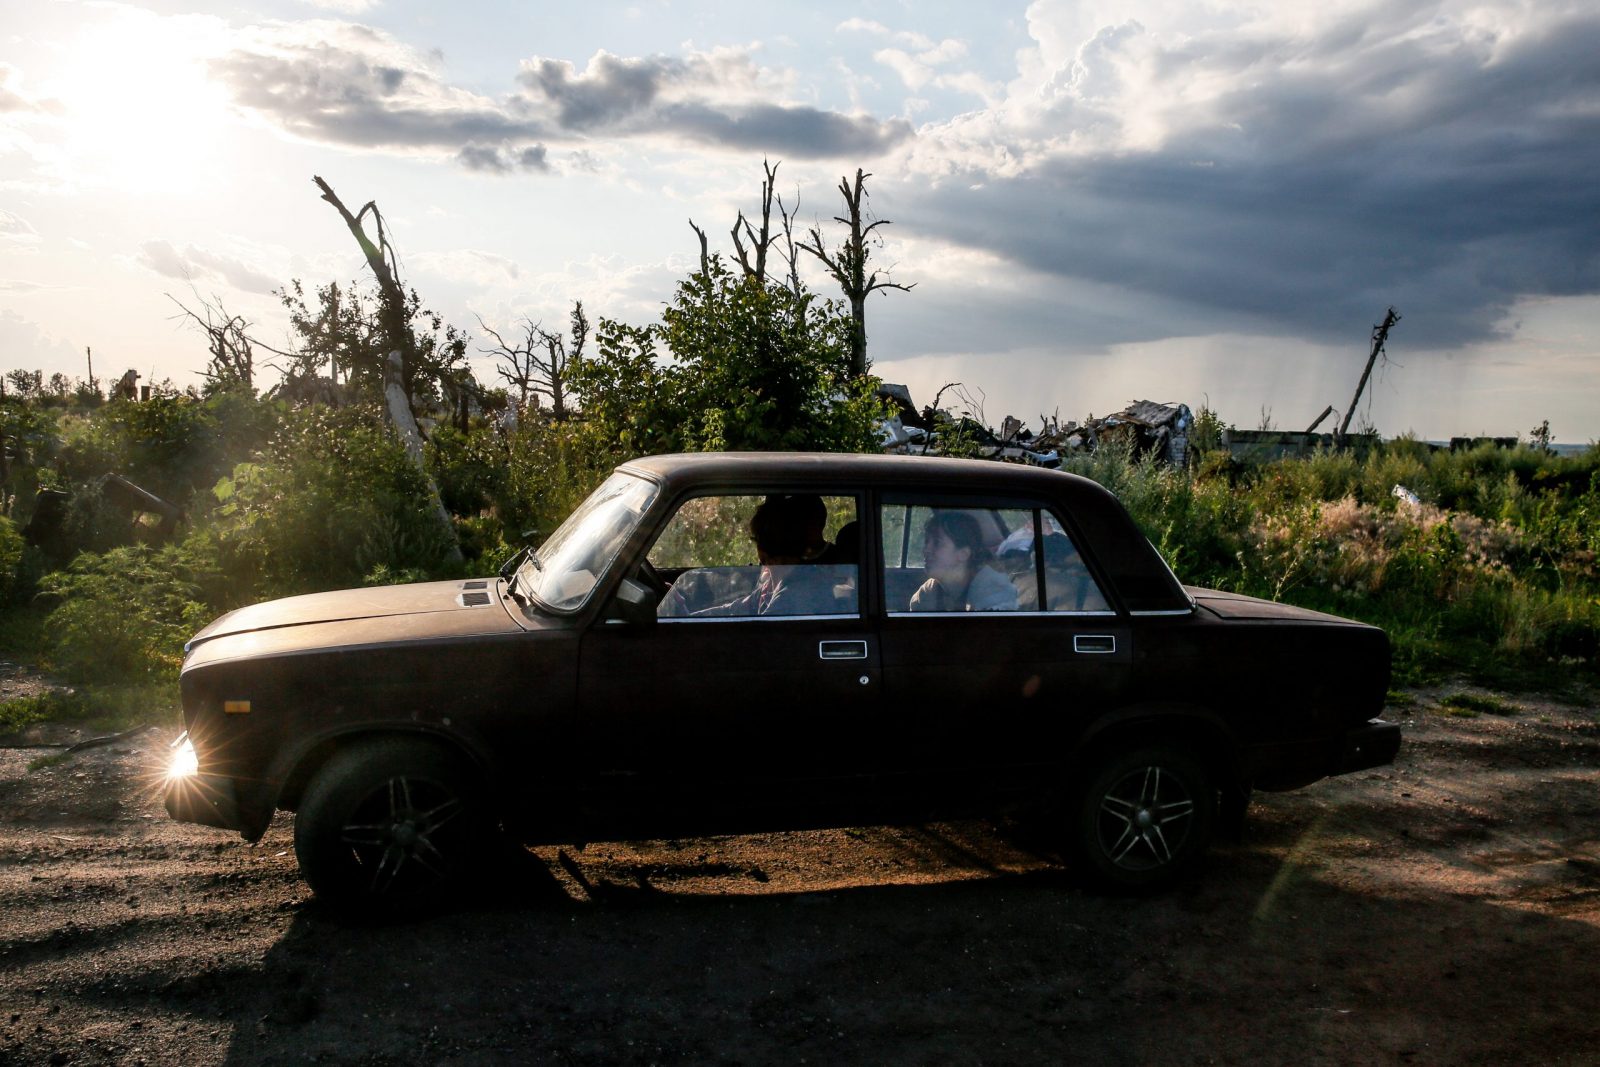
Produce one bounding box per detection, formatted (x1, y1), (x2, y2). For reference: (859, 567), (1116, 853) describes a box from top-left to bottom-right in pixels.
(385, 351), (460, 561)
(314, 175), (461, 565)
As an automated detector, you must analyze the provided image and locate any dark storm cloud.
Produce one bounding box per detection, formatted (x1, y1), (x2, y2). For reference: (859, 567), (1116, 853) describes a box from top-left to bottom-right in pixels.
(520, 53), (678, 129)
(904, 8), (1600, 350)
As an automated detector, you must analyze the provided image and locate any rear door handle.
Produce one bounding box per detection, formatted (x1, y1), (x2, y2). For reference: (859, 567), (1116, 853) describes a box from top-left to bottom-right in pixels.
(1073, 634), (1116, 654)
(818, 640), (869, 661)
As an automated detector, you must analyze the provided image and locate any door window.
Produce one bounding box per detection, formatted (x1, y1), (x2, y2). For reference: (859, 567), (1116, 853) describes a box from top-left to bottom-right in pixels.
(651, 494), (859, 619)
(880, 502), (1110, 615)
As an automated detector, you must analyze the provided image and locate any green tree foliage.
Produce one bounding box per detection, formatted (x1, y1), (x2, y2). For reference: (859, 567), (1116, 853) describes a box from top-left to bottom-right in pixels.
(571, 257), (886, 455)
(278, 279), (469, 405)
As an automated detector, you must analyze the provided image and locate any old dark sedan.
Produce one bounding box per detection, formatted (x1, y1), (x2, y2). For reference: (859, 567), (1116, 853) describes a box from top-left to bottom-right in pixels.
(166, 452), (1397, 911)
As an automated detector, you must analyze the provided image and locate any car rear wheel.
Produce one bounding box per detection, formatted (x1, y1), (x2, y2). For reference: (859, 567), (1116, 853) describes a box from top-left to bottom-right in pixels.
(294, 739), (486, 916)
(1071, 746), (1216, 890)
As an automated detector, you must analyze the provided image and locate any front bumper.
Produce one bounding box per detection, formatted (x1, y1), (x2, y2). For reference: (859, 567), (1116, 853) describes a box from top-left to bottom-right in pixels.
(1339, 717), (1402, 774)
(163, 732), (244, 831)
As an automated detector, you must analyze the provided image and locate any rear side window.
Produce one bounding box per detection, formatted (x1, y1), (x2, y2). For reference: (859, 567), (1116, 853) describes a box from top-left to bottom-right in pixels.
(880, 502), (1110, 615)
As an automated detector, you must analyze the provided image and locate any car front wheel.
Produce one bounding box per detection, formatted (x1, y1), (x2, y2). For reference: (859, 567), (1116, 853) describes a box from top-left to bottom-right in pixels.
(1071, 746), (1216, 890)
(294, 738), (486, 916)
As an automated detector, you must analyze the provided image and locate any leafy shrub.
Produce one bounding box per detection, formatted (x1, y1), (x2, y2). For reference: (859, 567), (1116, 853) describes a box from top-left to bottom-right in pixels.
(0, 689), (92, 733)
(426, 422), (509, 518)
(0, 515), (43, 606)
(210, 405), (454, 598)
(39, 543), (219, 684)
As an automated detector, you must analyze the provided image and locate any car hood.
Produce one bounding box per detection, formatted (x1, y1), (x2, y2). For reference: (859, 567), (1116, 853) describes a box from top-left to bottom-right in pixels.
(1187, 587), (1365, 625)
(187, 579), (521, 651)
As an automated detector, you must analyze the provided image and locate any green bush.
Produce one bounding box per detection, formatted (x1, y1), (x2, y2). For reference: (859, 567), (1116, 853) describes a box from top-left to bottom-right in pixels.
(0, 515), (44, 606)
(0, 689), (93, 733)
(210, 405), (454, 598)
(39, 543), (218, 684)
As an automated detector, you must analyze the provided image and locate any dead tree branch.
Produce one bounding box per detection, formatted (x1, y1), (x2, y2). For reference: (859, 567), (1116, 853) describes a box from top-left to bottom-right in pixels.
(689, 219), (711, 280)
(167, 288), (255, 390)
(798, 169), (914, 376)
(730, 159), (781, 285)
(478, 302), (586, 420)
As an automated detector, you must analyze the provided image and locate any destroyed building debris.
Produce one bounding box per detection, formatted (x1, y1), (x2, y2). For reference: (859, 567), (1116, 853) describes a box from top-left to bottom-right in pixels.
(876, 385), (1193, 468)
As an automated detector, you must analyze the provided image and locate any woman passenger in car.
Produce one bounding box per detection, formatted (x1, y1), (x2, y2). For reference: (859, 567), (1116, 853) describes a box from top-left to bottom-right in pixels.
(909, 510), (1018, 612)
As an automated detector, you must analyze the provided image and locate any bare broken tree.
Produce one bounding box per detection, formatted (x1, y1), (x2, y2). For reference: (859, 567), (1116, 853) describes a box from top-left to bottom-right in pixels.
(478, 302), (588, 420)
(774, 186), (805, 300)
(688, 220), (712, 280)
(313, 177), (411, 379)
(730, 159), (781, 285)
(799, 169), (914, 377)
(168, 289), (256, 390)
(690, 160), (806, 297)
(312, 175), (461, 564)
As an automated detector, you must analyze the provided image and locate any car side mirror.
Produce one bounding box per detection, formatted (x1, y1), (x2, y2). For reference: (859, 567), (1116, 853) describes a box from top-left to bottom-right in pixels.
(605, 577), (658, 627)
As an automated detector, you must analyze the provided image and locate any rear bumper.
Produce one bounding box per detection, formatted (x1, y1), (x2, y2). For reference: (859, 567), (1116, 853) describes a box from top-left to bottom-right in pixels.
(1247, 716), (1402, 790)
(1339, 717), (1402, 774)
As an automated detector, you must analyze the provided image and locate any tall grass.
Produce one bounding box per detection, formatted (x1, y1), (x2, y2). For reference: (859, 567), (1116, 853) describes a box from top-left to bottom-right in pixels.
(1063, 439), (1600, 686)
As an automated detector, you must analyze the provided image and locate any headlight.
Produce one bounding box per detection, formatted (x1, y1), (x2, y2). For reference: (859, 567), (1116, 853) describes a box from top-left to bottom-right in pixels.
(168, 732), (199, 779)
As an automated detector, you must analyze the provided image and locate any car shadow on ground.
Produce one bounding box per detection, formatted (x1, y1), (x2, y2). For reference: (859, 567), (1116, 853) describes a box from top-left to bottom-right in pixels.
(189, 817), (1600, 1066)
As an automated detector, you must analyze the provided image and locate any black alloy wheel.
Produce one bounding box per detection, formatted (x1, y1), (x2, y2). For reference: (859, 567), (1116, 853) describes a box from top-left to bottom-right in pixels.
(294, 739), (485, 916)
(1073, 746), (1216, 890)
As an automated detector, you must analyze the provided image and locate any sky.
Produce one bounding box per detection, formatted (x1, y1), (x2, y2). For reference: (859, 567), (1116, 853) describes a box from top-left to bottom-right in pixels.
(2, 0), (1597, 442)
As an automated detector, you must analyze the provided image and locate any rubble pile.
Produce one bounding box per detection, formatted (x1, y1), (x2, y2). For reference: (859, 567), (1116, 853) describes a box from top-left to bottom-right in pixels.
(877, 385), (1194, 468)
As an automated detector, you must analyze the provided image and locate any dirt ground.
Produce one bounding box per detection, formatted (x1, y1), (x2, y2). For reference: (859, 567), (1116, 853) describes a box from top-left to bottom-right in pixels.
(1, 675), (1597, 1066)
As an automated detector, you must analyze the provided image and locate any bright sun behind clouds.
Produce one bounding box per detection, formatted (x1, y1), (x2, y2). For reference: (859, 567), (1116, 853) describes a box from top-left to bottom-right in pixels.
(48, 9), (232, 192)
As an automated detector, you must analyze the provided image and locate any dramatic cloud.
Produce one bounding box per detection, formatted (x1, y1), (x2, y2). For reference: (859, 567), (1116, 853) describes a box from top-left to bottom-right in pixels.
(895, 0), (1600, 351)
(213, 27), (910, 166)
(518, 49), (912, 158)
(211, 23), (549, 157)
(137, 240), (279, 294)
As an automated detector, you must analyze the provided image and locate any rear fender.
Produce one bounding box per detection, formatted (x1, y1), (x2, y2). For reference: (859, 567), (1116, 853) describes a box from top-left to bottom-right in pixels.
(1070, 702), (1244, 792)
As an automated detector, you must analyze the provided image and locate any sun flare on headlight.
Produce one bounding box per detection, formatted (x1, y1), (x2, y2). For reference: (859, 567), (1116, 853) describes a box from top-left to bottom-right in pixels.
(168, 734), (199, 780)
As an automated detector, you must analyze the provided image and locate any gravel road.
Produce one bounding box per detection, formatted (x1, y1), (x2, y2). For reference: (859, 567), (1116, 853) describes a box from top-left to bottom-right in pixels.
(2, 685), (1597, 1065)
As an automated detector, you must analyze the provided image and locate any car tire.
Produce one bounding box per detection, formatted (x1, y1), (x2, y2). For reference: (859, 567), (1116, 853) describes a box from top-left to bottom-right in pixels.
(1070, 745), (1216, 891)
(294, 738), (487, 917)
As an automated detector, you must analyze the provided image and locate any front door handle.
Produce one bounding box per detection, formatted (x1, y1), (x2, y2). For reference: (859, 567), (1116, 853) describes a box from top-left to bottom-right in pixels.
(818, 640), (868, 661)
(1073, 634), (1116, 654)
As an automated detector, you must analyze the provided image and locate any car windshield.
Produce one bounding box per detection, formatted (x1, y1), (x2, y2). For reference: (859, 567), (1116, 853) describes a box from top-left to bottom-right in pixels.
(520, 472), (658, 612)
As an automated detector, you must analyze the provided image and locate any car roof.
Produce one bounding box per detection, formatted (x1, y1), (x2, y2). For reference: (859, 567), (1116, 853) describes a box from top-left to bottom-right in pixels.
(619, 451), (1102, 498)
